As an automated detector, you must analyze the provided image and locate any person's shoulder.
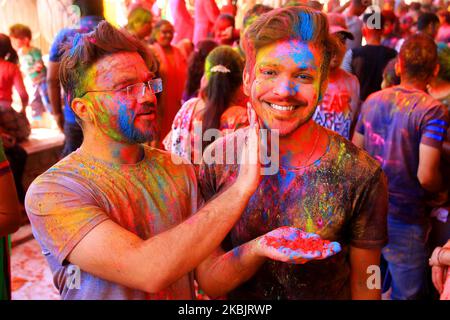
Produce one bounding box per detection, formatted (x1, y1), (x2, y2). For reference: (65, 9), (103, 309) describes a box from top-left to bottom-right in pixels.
(364, 87), (395, 103)
(26, 151), (91, 198)
(327, 130), (382, 176)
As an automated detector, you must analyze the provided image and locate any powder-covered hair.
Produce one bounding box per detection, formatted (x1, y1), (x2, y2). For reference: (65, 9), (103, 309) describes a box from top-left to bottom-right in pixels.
(59, 21), (158, 107)
(399, 33), (438, 80)
(242, 4), (273, 31)
(242, 6), (336, 88)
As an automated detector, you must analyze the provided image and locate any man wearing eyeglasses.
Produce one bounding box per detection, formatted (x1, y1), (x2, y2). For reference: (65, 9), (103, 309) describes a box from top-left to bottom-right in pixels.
(23, 21), (263, 300)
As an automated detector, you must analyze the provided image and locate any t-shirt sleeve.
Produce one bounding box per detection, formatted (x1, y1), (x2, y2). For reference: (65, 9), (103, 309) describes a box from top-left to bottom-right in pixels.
(49, 29), (70, 62)
(25, 174), (110, 265)
(420, 103), (449, 148)
(349, 167), (388, 249)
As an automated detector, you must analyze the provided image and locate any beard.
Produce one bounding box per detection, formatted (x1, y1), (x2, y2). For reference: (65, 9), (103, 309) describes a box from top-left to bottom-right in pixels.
(118, 115), (159, 144)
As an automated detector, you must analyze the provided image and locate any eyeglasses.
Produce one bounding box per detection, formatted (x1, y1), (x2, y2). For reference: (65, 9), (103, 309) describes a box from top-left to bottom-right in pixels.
(80, 78), (163, 99)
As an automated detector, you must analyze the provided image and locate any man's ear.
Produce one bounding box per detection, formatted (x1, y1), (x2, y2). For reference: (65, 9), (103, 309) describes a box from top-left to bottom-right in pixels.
(395, 59), (401, 77)
(72, 98), (93, 123)
(243, 68), (251, 96)
(433, 63), (440, 78)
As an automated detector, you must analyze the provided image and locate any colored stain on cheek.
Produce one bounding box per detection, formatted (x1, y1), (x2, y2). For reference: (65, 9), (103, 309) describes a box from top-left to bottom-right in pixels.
(118, 101), (135, 135)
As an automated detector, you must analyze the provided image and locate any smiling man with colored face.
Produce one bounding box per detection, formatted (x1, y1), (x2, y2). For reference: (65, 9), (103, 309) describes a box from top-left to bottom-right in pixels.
(198, 7), (389, 299)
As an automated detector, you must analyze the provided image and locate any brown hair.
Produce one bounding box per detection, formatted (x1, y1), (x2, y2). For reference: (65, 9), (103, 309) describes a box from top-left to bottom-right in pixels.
(9, 24), (32, 40)
(0, 34), (18, 64)
(242, 6), (336, 88)
(59, 21), (158, 107)
(399, 34), (437, 80)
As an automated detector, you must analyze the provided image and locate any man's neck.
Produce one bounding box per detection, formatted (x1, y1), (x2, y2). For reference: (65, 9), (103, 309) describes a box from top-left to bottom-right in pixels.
(277, 119), (328, 168)
(81, 129), (144, 165)
(365, 37), (381, 45)
(19, 45), (31, 54)
(400, 79), (429, 92)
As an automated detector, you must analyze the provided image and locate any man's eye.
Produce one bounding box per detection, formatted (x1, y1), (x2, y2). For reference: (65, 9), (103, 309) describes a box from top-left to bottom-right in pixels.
(261, 70), (276, 76)
(296, 74), (313, 81)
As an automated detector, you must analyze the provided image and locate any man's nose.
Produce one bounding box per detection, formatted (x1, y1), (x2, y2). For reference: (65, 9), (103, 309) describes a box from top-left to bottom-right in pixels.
(272, 77), (298, 97)
(137, 84), (157, 104)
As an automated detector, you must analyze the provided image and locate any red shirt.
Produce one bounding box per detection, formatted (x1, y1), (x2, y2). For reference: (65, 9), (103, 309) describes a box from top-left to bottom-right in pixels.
(0, 59), (27, 103)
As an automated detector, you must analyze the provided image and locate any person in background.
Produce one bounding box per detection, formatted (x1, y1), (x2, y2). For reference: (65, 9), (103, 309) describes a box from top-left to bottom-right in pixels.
(193, 0), (220, 45)
(395, 12), (441, 52)
(381, 10), (401, 49)
(327, 12), (355, 49)
(418, 12), (441, 40)
(151, 20), (187, 145)
(0, 139), (21, 300)
(221, 0), (237, 16)
(344, 0), (371, 50)
(124, 5), (153, 41)
(0, 34), (29, 204)
(214, 14), (236, 46)
(236, 4), (273, 59)
(47, 0), (104, 157)
(399, 14), (415, 40)
(430, 240), (450, 299)
(164, 46), (247, 162)
(381, 58), (400, 89)
(353, 34), (449, 300)
(169, 0), (194, 45)
(436, 9), (450, 44)
(313, 33), (360, 140)
(9, 24), (52, 121)
(428, 46), (450, 108)
(182, 40), (218, 103)
(342, 12), (397, 101)
(0, 34), (29, 141)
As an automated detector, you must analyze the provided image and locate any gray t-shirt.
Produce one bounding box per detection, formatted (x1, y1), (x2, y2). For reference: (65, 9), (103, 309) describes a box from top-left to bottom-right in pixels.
(25, 146), (198, 299)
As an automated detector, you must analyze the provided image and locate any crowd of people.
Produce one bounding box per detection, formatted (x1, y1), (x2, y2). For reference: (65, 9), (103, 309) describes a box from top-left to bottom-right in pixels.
(1, 0), (450, 301)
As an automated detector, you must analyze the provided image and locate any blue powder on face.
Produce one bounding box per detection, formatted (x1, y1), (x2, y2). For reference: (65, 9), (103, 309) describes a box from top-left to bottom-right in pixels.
(117, 101), (148, 143)
(286, 81), (300, 95)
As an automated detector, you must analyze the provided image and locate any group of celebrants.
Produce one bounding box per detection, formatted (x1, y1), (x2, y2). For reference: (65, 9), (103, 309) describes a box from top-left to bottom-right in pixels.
(1, 0), (450, 300)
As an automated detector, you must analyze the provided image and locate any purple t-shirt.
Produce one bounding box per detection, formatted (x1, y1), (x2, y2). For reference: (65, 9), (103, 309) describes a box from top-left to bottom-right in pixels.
(356, 86), (449, 224)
